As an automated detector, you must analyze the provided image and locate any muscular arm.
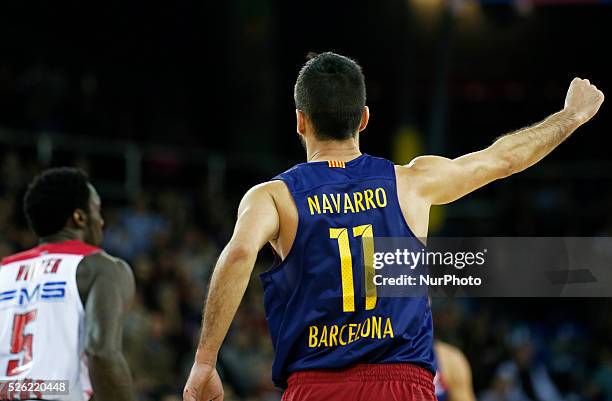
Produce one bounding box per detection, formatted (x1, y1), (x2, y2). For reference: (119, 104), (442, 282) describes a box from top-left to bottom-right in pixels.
(195, 183), (280, 365)
(402, 78), (604, 205)
(79, 253), (135, 401)
(183, 183), (281, 401)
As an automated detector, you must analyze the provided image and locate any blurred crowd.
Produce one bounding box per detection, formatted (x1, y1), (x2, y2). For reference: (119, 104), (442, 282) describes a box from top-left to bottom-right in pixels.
(2, 152), (612, 401)
(433, 298), (612, 401)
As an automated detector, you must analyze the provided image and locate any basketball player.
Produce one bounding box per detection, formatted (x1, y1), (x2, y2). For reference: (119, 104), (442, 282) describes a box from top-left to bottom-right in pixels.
(0, 168), (135, 401)
(183, 53), (604, 401)
(434, 340), (476, 401)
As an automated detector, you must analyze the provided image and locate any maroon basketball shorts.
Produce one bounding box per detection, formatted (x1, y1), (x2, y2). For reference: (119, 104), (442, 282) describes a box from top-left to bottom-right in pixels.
(282, 363), (436, 401)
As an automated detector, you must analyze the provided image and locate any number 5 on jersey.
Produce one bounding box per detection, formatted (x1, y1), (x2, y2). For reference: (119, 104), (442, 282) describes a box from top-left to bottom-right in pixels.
(329, 224), (376, 312)
(7, 310), (37, 376)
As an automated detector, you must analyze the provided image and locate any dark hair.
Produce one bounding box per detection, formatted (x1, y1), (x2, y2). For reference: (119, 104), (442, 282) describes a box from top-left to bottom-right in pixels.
(24, 167), (91, 237)
(295, 52), (366, 140)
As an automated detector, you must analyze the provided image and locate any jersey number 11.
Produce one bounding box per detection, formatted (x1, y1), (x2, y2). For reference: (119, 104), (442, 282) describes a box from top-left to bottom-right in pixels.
(329, 224), (376, 313)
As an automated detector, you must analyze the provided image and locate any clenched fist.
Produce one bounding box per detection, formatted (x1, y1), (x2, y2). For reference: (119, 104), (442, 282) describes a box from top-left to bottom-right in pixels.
(564, 77), (605, 125)
(183, 362), (224, 401)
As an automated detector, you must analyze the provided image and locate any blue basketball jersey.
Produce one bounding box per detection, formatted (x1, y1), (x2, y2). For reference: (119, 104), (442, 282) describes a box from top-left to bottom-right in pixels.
(259, 153), (435, 388)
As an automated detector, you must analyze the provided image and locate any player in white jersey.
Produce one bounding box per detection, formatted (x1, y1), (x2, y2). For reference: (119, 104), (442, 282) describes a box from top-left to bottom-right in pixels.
(0, 168), (135, 401)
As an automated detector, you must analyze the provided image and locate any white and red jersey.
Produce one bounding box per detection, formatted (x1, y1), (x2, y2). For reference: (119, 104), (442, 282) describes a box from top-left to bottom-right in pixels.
(0, 240), (100, 401)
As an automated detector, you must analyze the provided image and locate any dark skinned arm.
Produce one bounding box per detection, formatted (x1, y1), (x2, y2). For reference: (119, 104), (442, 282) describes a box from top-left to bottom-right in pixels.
(77, 252), (136, 401)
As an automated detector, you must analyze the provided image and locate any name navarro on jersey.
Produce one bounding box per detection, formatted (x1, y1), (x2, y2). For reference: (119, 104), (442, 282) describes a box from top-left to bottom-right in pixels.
(308, 315), (394, 348)
(307, 187), (388, 215)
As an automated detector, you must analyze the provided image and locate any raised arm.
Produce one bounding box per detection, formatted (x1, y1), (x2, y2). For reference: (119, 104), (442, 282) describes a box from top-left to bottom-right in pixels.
(80, 253), (135, 401)
(183, 182), (281, 401)
(402, 78), (604, 205)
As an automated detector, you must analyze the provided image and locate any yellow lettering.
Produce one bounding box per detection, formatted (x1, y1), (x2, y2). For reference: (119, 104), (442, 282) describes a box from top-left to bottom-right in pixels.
(354, 323), (362, 341)
(383, 318), (394, 338)
(307, 196), (321, 215)
(372, 316), (382, 339)
(339, 325), (348, 346)
(353, 192), (365, 212)
(343, 193), (355, 213)
(361, 318), (371, 338)
(318, 325), (329, 347)
(322, 194), (333, 214)
(330, 325), (339, 346)
(329, 228), (355, 312)
(308, 190), (386, 214)
(309, 326), (319, 347)
(375, 188), (387, 207)
(330, 193), (341, 213)
(364, 189), (376, 209)
(352, 224), (377, 311)
(306, 317), (394, 348)
(348, 324), (358, 344)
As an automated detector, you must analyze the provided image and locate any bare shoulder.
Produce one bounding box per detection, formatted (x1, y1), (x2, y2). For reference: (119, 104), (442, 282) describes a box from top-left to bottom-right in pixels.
(248, 180), (290, 196)
(395, 164), (420, 192)
(395, 157), (446, 188)
(394, 164), (414, 186)
(243, 181), (293, 209)
(246, 181), (297, 256)
(77, 252), (135, 303)
(82, 252), (132, 277)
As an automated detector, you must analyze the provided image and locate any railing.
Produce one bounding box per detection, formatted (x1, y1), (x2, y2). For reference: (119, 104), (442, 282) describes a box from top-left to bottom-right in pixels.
(0, 126), (229, 199)
(2, 125), (611, 220)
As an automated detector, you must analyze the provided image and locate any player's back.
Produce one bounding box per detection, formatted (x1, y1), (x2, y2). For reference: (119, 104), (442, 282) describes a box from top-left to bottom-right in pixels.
(0, 240), (99, 401)
(260, 153), (435, 388)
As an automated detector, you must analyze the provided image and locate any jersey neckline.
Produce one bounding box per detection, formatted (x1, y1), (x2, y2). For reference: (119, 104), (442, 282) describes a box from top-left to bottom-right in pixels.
(300, 153), (368, 167)
(1, 240), (101, 265)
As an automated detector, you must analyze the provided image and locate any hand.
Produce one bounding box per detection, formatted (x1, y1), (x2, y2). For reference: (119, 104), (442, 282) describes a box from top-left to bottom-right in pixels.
(564, 77), (605, 124)
(183, 362), (224, 401)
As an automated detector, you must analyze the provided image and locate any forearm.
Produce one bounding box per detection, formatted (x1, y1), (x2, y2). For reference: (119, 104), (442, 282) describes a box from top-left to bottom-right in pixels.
(195, 243), (256, 364)
(411, 79), (603, 205)
(491, 109), (581, 174)
(88, 352), (135, 401)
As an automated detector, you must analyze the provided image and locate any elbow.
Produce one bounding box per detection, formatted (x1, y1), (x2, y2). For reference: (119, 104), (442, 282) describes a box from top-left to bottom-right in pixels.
(85, 332), (123, 362)
(223, 241), (256, 266)
(471, 157), (516, 183)
(86, 345), (122, 363)
(493, 153), (519, 178)
(499, 157), (517, 178)
(487, 143), (520, 178)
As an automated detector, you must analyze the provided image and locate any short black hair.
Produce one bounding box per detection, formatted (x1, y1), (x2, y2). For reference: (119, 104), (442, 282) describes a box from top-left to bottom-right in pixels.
(24, 167), (91, 237)
(295, 52), (366, 140)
